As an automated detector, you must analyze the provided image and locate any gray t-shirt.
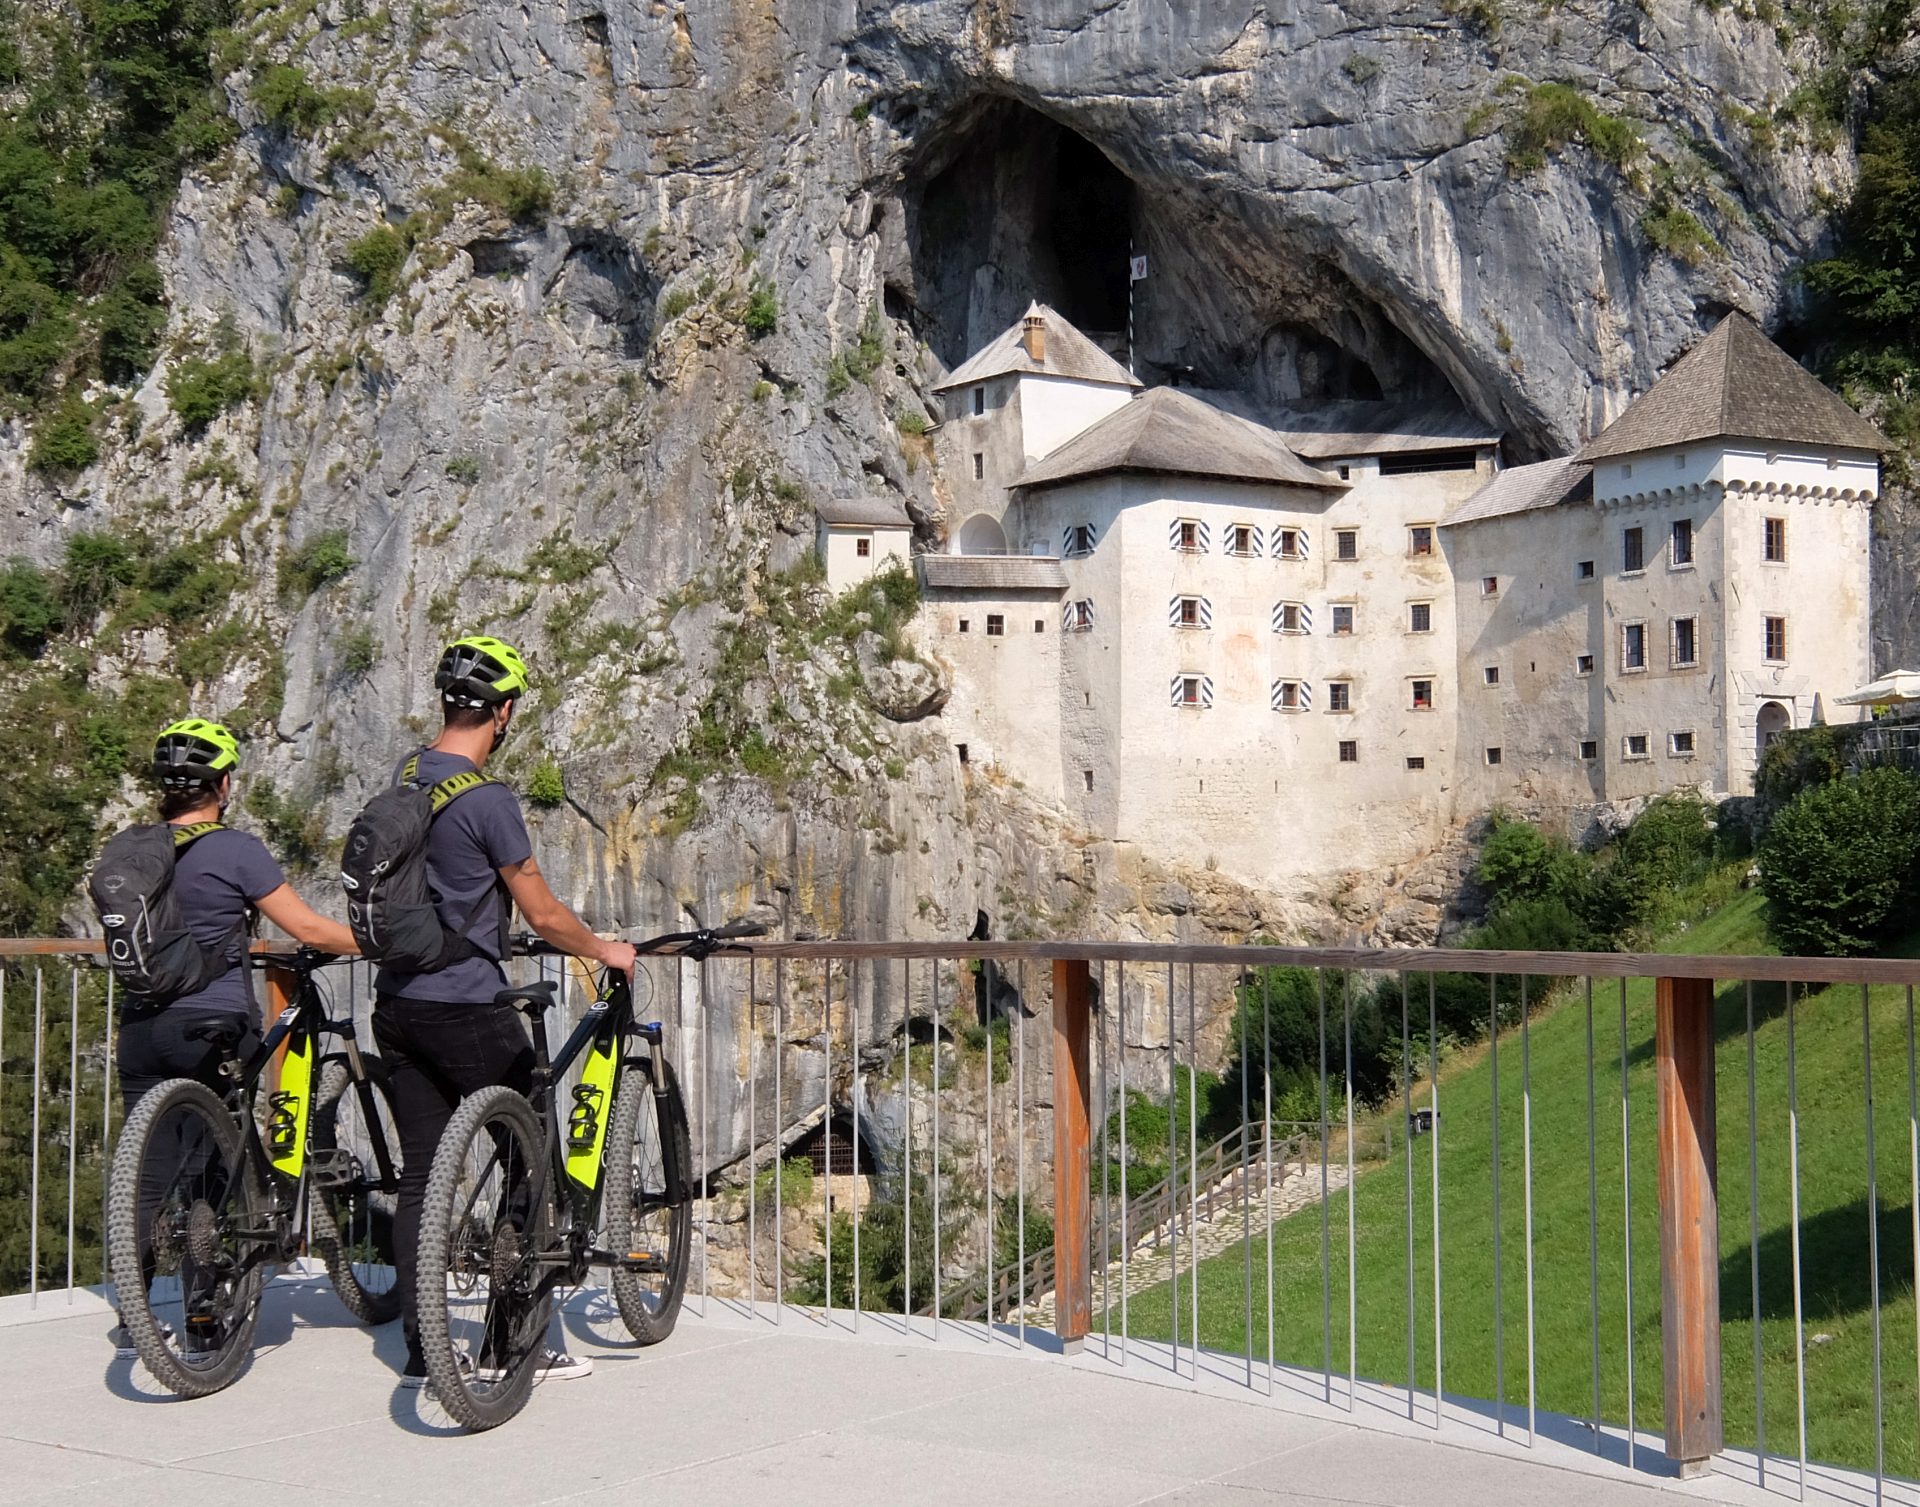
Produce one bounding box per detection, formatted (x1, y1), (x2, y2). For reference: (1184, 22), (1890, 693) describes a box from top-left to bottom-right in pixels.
(170, 827), (285, 1017)
(374, 748), (532, 1004)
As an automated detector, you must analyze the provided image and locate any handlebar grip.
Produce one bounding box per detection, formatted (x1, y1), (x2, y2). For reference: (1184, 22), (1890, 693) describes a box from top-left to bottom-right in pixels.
(714, 920), (769, 940)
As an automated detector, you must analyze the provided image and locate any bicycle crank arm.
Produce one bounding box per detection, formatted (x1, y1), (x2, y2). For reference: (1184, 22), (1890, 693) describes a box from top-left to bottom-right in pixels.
(588, 1248), (668, 1273)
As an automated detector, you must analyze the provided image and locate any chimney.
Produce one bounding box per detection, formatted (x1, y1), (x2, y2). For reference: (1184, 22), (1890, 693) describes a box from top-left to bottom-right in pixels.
(1022, 313), (1046, 365)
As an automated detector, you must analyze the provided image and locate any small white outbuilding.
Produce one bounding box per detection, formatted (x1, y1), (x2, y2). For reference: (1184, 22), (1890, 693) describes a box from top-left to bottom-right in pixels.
(815, 496), (913, 592)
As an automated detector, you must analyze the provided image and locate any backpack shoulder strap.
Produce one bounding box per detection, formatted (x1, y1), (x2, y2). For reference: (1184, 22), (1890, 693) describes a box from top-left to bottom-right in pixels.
(427, 770), (493, 814)
(171, 821), (224, 851)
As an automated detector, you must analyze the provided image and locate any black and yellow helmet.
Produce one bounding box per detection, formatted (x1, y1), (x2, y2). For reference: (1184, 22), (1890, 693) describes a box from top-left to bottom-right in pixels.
(434, 635), (529, 708)
(152, 718), (240, 788)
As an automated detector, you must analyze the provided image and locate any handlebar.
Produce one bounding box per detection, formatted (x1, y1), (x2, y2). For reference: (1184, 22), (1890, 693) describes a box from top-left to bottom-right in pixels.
(507, 919), (768, 964)
(250, 946), (351, 973)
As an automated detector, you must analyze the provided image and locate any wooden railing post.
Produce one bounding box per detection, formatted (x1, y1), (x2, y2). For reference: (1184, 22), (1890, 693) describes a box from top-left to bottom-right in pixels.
(1655, 975), (1722, 1475)
(1051, 958), (1092, 1350)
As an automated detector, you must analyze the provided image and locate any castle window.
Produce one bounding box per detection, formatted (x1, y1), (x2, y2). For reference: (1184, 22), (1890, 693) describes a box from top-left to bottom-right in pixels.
(1409, 525), (1434, 556)
(1411, 679), (1433, 710)
(1579, 739), (1599, 760)
(1275, 527), (1306, 560)
(1171, 594), (1212, 630)
(1408, 601), (1432, 634)
(1624, 733), (1651, 760)
(1227, 523), (1261, 557)
(1334, 529), (1358, 561)
(1084, 769), (1094, 792)
(1331, 604), (1355, 636)
(1064, 523), (1096, 557)
(1485, 747), (1503, 766)
(1171, 674), (1214, 709)
(972, 452), (984, 481)
(1481, 575), (1499, 597)
(1273, 601), (1311, 635)
(856, 537), (871, 558)
(1327, 681), (1352, 713)
(1034, 618), (1046, 634)
(1338, 465), (1351, 481)
(1764, 615), (1788, 663)
(1621, 622), (1647, 672)
(1764, 516), (1787, 563)
(1064, 599), (1095, 632)
(1622, 526), (1644, 573)
(985, 614), (1004, 637)
(1670, 517), (1694, 567)
(1171, 518), (1208, 553)
(1670, 730), (1697, 757)
(1406, 756), (1426, 771)
(972, 386), (985, 416)
(1672, 616), (1698, 668)
(1271, 679), (1308, 712)
(1576, 653), (1595, 676)
(1577, 559), (1595, 580)
(1483, 665), (1501, 687)
(1338, 740), (1358, 763)
(958, 618), (971, 634)
(957, 743), (969, 764)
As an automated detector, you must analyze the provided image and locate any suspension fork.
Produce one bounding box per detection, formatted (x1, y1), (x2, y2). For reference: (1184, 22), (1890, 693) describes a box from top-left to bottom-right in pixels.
(332, 1014), (400, 1191)
(637, 1021), (689, 1207)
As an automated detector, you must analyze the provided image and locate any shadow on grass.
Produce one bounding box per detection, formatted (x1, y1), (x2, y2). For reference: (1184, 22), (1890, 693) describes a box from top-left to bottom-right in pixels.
(1722, 1196), (1917, 1323)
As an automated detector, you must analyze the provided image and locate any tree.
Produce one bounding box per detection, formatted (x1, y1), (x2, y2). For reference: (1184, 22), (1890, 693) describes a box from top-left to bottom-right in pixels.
(1759, 767), (1920, 956)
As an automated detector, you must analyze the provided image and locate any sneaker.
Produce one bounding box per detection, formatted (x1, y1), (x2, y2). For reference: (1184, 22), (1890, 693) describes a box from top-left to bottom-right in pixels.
(534, 1349), (592, 1383)
(110, 1320), (173, 1359)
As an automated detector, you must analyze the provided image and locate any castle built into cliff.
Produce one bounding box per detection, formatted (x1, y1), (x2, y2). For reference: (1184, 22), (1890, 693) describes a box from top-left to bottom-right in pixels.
(819, 306), (1888, 890)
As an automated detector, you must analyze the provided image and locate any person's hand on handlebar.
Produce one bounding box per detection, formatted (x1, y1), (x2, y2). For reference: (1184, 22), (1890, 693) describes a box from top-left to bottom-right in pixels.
(596, 938), (638, 977)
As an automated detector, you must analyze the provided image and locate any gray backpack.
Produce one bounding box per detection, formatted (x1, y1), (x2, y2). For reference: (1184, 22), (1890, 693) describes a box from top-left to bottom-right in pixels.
(339, 753), (499, 973)
(90, 823), (235, 1004)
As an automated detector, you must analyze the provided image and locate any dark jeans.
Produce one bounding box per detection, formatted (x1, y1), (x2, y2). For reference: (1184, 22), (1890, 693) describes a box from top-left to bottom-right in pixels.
(372, 995), (535, 1369)
(114, 1008), (262, 1316)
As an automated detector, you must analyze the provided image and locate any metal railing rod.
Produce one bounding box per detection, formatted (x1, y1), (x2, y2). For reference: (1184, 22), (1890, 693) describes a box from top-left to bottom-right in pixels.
(852, 957), (862, 1330)
(903, 958), (912, 1330)
(824, 961), (833, 1328)
(1243, 960), (1253, 1390)
(1344, 969), (1356, 1412)
(31, 967), (43, 1306)
(1909, 984), (1919, 1474)
(983, 960), (993, 1339)
(748, 957), (758, 1314)
(1522, 974), (1536, 1447)
(1586, 977), (1602, 1454)
(66, 966), (77, 1302)
(1402, 971), (1416, 1423)
(1789, 983), (1807, 1501)
(1319, 967), (1330, 1405)
(1118, 959), (1129, 1366)
(1430, 972), (1442, 1430)
(1187, 962), (1199, 1385)
(1265, 967), (1275, 1397)
(1748, 982), (1766, 1488)
(1620, 977), (1635, 1472)
(775, 957), (785, 1323)
(1491, 972), (1504, 1438)
(1169, 961), (1180, 1376)
(1862, 983), (1885, 1506)
(931, 957), (940, 1339)
(1017, 959), (1026, 1350)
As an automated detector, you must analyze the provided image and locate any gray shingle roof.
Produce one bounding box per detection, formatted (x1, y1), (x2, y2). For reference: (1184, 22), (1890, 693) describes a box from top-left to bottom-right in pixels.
(1441, 456), (1593, 527)
(932, 303), (1142, 393)
(816, 496), (912, 527)
(1016, 387), (1347, 492)
(918, 556), (1068, 593)
(1580, 312), (1889, 460)
(1202, 395), (1502, 459)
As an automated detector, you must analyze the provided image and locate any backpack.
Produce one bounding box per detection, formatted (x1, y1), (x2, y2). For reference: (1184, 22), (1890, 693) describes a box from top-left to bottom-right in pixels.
(90, 823), (236, 1005)
(339, 753), (502, 973)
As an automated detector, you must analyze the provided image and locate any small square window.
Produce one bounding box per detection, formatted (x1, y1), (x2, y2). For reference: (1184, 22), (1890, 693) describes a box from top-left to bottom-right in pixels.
(1065, 523), (1095, 558)
(972, 386), (985, 416)
(1231, 524), (1256, 557)
(1408, 602), (1432, 634)
(1764, 516), (1787, 563)
(1276, 602), (1306, 634)
(1033, 618), (1045, 634)
(1327, 681), (1352, 712)
(1411, 679), (1433, 710)
(1764, 615), (1787, 663)
(985, 614), (1004, 637)
(1672, 616), (1697, 668)
(1670, 730), (1696, 756)
(1576, 653), (1595, 676)
(1483, 665), (1501, 686)
(1179, 597), (1200, 627)
(855, 538), (871, 558)
(1409, 525), (1434, 556)
(1577, 559), (1595, 580)
(1623, 526), (1644, 573)
(1671, 518), (1694, 567)
(1335, 529), (1358, 561)
(1177, 676), (1202, 707)
(1579, 739), (1599, 760)
(1338, 739), (1358, 763)
(1331, 604), (1355, 636)
(972, 452), (985, 481)
(1178, 520), (1200, 551)
(1406, 756), (1426, 771)
(1481, 575), (1499, 597)
(1338, 464), (1351, 481)
(1276, 528), (1303, 560)
(957, 618), (971, 634)
(1273, 680), (1301, 711)
(1485, 747), (1503, 766)
(1625, 733), (1650, 760)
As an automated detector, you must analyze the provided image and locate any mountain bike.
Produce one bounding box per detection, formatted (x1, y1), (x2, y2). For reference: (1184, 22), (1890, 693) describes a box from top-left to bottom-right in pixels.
(106, 948), (402, 1396)
(416, 921), (763, 1429)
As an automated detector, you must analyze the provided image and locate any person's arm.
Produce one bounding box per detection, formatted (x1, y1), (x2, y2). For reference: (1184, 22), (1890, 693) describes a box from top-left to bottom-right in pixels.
(500, 854), (636, 974)
(255, 885), (358, 954)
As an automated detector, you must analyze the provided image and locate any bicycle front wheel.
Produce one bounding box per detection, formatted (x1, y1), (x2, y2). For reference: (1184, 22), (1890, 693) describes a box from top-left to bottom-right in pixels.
(106, 1077), (269, 1397)
(416, 1084), (553, 1431)
(606, 1056), (692, 1345)
(310, 1056), (402, 1325)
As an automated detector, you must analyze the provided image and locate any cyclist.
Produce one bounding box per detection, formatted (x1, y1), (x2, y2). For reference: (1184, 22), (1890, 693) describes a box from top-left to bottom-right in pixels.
(371, 636), (636, 1388)
(110, 718), (356, 1356)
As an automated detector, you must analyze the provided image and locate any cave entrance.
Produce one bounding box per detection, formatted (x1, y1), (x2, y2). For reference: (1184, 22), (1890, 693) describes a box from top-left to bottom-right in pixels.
(902, 100), (1135, 366)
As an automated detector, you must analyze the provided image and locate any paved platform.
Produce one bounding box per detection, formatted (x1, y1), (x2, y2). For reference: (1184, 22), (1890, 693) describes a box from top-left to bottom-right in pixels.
(1, 1276), (1909, 1507)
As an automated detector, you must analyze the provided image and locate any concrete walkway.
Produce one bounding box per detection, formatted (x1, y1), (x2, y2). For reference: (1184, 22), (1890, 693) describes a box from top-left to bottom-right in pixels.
(1, 1275), (1908, 1507)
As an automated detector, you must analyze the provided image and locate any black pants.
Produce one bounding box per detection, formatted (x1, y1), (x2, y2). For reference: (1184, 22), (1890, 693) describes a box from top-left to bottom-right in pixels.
(371, 996), (535, 1369)
(114, 1008), (263, 1314)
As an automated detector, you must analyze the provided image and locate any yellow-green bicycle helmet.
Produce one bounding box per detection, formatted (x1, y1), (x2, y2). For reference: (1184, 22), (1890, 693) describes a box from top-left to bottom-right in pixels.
(152, 718), (240, 788)
(434, 635), (529, 707)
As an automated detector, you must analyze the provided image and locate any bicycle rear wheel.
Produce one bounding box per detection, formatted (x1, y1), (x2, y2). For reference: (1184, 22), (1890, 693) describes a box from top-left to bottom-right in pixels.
(310, 1056), (402, 1325)
(416, 1084), (553, 1431)
(606, 1056), (692, 1345)
(106, 1078), (269, 1397)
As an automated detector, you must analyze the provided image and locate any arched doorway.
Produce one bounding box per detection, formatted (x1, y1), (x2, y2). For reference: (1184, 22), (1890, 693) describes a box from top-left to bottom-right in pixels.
(1757, 700), (1791, 759)
(956, 513), (1007, 555)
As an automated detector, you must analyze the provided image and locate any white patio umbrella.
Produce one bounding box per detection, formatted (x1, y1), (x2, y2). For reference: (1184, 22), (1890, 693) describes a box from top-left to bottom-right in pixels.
(1835, 669), (1920, 706)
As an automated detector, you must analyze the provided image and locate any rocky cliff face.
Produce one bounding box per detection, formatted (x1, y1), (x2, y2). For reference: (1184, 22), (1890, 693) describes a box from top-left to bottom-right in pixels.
(1, 0), (1887, 1175)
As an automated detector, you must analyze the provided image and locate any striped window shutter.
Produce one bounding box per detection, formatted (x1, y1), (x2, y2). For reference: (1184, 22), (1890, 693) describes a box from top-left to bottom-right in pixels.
(1063, 599), (1095, 632)
(1299, 681), (1313, 711)
(1169, 675), (1216, 708)
(1063, 523), (1097, 557)
(1251, 524), (1264, 557)
(1168, 518), (1212, 552)
(1169, 596), (1214, 628)
(1272, 601), (1314, 634)
(1269, 680), (1289, 711)
(1197, 520), (1210, 553)
(1229, 523), (1263, 557)
(1298, 529), (1311, 561)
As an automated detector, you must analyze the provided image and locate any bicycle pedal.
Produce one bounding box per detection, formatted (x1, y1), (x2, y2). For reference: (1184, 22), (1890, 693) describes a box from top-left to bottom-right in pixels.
(614, 1251), (666, 1273)
(308, 1148), (357, 1190)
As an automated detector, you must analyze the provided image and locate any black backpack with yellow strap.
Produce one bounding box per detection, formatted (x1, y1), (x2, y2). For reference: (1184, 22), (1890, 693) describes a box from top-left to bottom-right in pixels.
(90, 822), (236, 1005)
(339, 753), (501, 973)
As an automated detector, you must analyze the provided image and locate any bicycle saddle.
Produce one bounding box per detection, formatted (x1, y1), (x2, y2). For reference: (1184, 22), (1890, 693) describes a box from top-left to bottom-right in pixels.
(492, 981), (558, 1015)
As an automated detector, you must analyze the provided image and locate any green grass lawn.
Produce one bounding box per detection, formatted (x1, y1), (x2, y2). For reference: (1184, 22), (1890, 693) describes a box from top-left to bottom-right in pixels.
(1126, 889), (1920, 1479)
